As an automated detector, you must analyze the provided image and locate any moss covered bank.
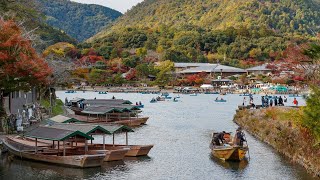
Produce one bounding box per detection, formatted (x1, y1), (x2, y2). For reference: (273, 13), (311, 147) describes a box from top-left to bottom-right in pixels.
(234, 107), (320, 177)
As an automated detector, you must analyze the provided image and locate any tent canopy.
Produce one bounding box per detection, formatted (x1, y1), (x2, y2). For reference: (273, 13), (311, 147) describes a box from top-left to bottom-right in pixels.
(200, 84), (214, 89)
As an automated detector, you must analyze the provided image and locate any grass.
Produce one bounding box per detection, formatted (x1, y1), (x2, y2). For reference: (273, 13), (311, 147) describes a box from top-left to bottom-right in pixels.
(40, 99), (64, 116)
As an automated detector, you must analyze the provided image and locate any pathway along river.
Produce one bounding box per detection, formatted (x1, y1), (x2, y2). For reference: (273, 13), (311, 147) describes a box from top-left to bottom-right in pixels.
(0, 91), (316, 180)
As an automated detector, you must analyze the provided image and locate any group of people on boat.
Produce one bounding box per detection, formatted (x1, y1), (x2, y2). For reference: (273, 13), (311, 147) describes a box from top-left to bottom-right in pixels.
(135, 101), (142, 106)
(211, 127), (246, 147)
(215, 97), (225, 101)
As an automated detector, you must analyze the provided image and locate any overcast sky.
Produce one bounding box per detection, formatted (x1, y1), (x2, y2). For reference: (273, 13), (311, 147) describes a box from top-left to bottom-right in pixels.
(71, 0), (144, 13)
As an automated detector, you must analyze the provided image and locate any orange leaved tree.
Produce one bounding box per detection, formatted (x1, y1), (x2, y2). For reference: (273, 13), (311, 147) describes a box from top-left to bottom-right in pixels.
(0, 19), (52, 116)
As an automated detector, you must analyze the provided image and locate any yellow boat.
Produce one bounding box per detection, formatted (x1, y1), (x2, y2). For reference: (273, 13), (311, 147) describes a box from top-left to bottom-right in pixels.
(211, 145), (248, 161)
(210, 131), (248, 161)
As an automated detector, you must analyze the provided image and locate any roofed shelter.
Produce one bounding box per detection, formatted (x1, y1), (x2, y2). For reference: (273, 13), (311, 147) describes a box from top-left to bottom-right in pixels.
(24, 126), (93, 156)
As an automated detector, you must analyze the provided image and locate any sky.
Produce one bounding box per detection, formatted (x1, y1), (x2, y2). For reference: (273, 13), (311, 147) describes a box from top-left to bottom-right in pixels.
(71, 0), (144, 13)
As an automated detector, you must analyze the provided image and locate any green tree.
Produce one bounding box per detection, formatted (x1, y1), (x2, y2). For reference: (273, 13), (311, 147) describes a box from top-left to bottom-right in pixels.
(154, 60), (175, 86)
(303, 86), (320, 142)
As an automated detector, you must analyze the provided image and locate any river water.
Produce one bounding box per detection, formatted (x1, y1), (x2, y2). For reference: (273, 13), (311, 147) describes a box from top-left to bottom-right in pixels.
(0, 91), (315, 180)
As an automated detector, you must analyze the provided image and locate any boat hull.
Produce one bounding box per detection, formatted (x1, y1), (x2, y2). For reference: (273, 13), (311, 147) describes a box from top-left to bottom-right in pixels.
(93, 144), (154, 157)
(3, 139), (105, 168)
(211, 146), (247, 161)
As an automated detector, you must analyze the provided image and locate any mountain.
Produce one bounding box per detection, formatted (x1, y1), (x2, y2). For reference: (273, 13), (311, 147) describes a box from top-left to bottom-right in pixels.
(0, 0), (77, 50)
(89, 0), (320, 64)
(36, 0), (122, 42)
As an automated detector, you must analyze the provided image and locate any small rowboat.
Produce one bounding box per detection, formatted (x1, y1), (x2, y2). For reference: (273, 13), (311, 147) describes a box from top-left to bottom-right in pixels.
(215, 99), (227, 102)
(165, 96), (172, 99)
(288, 94), (300, 97)
(135, 105), (144, 108)
(211, 145), (248, 161)
(150, 100), (157, 103)
(65, 90), (76, 93)
(98, 91), (108, 94)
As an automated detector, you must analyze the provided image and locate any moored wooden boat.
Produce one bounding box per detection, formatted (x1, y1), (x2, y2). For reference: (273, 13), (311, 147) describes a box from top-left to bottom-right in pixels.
(3, 136), (105, 168)
(91, 144), (153, 157)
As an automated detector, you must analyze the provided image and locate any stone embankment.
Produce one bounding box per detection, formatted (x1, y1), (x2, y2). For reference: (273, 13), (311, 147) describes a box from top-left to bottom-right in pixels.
(233, 107), (320, 177)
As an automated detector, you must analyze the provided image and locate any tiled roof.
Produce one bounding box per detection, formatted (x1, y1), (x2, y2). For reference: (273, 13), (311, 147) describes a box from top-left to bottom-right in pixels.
(178, 64), (246, 74)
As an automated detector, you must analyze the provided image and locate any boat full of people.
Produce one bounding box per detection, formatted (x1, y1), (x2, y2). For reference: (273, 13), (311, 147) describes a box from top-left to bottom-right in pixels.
(210, 128), (248, 161)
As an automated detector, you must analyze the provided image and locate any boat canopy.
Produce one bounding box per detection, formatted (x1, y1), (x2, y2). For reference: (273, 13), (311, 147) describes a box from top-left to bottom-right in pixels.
(99, 124), (134, 133)
(82, 106), (124, 115)
(83, 99), (132, 105)
(47, 124), (113, 135)
(24, 126), (93, 141)
(47, 123), (134, 135)
(48, 115), (83, 123)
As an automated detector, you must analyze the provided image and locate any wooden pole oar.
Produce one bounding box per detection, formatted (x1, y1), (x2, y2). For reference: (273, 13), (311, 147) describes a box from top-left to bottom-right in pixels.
(243, 133), (251, 161)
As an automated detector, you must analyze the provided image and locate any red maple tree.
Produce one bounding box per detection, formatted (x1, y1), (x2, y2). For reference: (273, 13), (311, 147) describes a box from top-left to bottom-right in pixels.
(0, 19), (52, 92)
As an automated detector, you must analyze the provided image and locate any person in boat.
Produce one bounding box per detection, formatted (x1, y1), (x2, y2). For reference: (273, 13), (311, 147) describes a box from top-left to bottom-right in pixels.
(136, 102), (139, 105)
(173, 97), (176, 101)
(156, 96), (160, 101)
(234, 127), (246, 147)
(213, 131), (226, 146)
(112, 96), (115, 99)
(139, 101), (142, 105)
(216, 97), (218, 100)
(220, 98), (224, 100)
(151, 98), (156, 102)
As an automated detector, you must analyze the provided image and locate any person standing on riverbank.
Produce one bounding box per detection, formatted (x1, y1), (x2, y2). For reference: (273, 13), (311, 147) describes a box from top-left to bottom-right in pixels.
(242, 97), (246, 106)
(261, 96), (265, 108)
(293, 98), (298, 106)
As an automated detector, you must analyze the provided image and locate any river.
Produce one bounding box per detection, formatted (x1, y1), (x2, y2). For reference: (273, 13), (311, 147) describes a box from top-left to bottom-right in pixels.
(0, 91), (315, 180)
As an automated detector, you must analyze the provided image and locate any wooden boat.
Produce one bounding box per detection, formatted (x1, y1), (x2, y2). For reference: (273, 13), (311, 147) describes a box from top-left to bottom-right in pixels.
(65, 90), (76, 93)
(92, 144), (154, 157)
(98, 91), (108, 94)
(135, 104), (144, 108)
(210, 132), (248, 161)
(3, 136), (105, 168)
(211, 146), (248, 161)
(288, 94), (300, 97)
(215, 99), (227, 102)
(165, 96), (172, 99)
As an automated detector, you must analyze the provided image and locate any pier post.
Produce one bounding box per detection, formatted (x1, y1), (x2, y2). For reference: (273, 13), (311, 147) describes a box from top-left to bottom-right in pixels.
(35, 138), (38, 154)
(103, 134), (105, 150)
(63, 141), (66, 156)
(113, 134), (115, 147)
(126, 132), (128, 145)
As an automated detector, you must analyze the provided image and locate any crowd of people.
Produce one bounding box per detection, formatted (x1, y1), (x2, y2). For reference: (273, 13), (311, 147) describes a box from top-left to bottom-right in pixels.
(242, 94), (299, 108)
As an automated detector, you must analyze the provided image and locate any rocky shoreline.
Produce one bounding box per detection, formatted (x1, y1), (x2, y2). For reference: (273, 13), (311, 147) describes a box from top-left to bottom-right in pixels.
(233, 107), (320, 178)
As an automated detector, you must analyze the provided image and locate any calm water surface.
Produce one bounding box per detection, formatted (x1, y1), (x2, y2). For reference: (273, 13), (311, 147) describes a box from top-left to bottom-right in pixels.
(0, 91), (315, 180)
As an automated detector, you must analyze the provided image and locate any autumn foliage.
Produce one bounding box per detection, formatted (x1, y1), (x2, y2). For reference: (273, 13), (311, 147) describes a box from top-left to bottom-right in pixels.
(0, 19), (52, 91)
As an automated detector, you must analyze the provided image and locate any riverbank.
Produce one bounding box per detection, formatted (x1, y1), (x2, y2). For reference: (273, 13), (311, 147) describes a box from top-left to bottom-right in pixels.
(233, 107), (320, 177)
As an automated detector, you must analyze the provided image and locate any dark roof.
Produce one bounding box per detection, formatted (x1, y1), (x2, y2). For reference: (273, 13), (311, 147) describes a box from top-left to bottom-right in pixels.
(69, 98), (85, 103)
(48, 124), (113, 135)
(24, 126), (93, 141)
(49, 115), (82, 123)
(83, 99), (132, 105)
(48, 123), (134, 134)
(81, 106), (124, 115)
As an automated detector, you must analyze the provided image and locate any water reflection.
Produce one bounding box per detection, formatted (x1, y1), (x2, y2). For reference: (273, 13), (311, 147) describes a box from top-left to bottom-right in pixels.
(210, 155), (249, 171)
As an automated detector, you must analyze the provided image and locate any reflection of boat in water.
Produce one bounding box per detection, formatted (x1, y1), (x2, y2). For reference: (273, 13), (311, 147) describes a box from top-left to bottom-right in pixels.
(210, 155), (248, 170)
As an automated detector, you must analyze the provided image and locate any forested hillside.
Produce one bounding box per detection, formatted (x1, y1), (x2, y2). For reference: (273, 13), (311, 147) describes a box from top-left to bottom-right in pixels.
(89, 0), (320, 65)
(37, 0), (122, 42)
(0, 0), (77, 50)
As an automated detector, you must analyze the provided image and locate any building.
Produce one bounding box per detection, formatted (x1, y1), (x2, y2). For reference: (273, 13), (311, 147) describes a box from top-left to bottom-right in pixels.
(3, 88), (37, 115)
(174, 63), (213, 72)
(176, 63), (246, 78)
(246, 64), (272, 75)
